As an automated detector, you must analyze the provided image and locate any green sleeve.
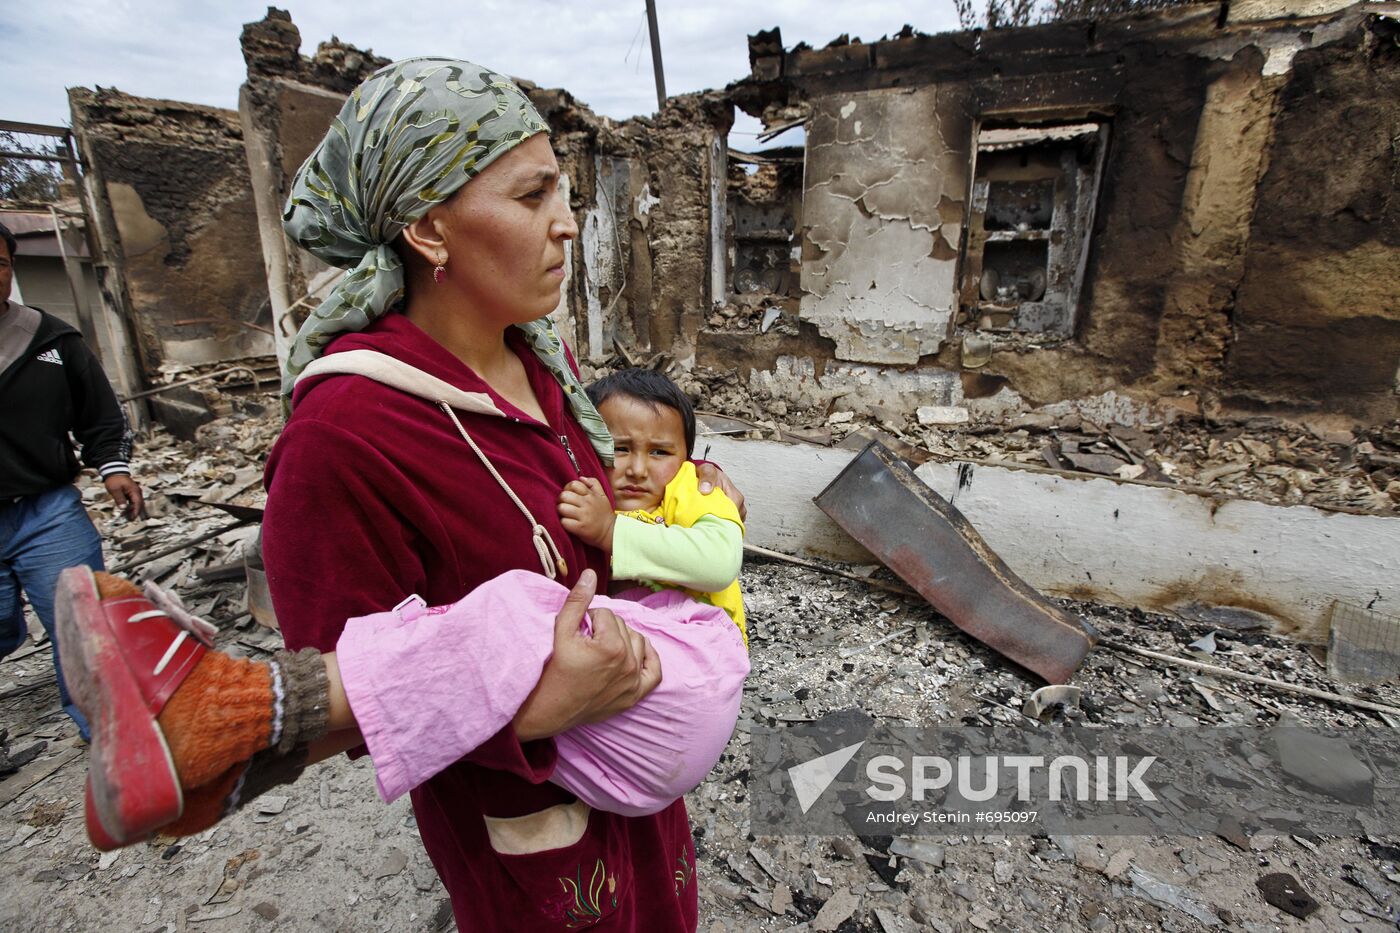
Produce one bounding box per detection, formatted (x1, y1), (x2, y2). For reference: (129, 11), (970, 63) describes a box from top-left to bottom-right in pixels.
(612, 512), (743, 592)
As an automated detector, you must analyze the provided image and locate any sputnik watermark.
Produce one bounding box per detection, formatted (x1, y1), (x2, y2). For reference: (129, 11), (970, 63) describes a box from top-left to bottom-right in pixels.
(788, 748), (1157, 814)
(753, 715), (1397, 837)
(865, 754), (1157, 803)
(788, 742), (865, 814)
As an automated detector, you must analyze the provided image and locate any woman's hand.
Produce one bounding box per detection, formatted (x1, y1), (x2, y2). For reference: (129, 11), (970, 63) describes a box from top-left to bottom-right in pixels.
(695, 462), (747, 521)
(513, 569), (661, 742)
(558, 478), (616, 550)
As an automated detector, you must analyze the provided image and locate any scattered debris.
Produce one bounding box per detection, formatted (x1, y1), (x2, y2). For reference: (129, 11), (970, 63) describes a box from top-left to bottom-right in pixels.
(1104, 848), (1135, 880)
(916, 406), (970, 427)
(256, 795), (288, 815)
(888, 838), (945, 869)
(1104, 641), (1400, 721)
(1327, 601), (1400, 686)
(687, 353), (1400, 519)
(0, 730), (47, 776)
(810, 888), (860, 931)
(1255, 872), (1321, 919)
(1022, 684), (1082, 720)
(372, 848), (408, 879)
(1215, 815), (1253, 851)
(1128, 866), (1221, 927)
(0, 748), (82, 808)
(1273, 729), (1375, 805)
(769, 881), (792, 915)
(1188, 631), (1219, 656)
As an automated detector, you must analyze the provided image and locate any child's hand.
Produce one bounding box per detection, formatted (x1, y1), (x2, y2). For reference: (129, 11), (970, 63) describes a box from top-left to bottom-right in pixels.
(558, 478), (616, 551)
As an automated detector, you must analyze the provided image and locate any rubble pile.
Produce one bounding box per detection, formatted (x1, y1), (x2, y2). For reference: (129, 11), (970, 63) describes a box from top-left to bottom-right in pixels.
(91, 389), (279, 598)
(691, 558), (1400, 932)
(2, 391), (1397, 930)
(672, 364), (1400, 516)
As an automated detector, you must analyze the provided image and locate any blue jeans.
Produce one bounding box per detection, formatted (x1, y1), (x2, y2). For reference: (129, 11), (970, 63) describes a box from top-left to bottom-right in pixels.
(0, 484), (102, 738)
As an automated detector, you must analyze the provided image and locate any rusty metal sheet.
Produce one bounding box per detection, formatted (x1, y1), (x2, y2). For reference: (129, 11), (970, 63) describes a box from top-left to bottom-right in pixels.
(814, 442), (1096, 684)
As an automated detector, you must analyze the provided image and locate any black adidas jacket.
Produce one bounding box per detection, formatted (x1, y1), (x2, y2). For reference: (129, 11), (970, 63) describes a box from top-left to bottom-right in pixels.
(0, 305), (133, 499)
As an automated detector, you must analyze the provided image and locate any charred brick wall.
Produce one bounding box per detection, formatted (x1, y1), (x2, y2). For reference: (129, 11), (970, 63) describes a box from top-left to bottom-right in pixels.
(1226, 14), (1400, 421)
(68, 88), (272, 369)
(238, 9), (388, 368)
(732, 3), (1399, 424)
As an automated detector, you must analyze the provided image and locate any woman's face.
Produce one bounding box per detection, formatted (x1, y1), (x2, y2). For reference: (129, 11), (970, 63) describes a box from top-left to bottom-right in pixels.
(430, 133), (577, 326)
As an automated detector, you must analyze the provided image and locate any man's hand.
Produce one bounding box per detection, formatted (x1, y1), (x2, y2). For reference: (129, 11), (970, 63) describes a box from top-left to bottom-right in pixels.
(558, 477), (616, 551)
(695, 462), (747, 521)
(513, 569), (661, 742)
(103, 474), (145, 520)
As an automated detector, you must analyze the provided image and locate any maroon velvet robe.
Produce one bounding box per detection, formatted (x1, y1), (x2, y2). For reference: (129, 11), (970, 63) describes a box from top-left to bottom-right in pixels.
(263, 313), (698, 931)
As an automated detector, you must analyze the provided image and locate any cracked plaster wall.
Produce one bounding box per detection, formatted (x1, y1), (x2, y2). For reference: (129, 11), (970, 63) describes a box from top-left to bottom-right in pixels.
(1151, 47), (1283, 392)
(800, 86), (968, 365)
(738, 4), (1398, 424)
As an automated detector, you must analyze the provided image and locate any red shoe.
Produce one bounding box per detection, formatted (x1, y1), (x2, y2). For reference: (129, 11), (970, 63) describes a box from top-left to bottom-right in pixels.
(84, 777), (145, 851)
(55, 566), (208, 848)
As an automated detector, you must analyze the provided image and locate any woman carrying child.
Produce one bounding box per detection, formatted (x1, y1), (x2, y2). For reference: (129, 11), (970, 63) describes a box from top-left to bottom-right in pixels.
(57, 59), (749, 932)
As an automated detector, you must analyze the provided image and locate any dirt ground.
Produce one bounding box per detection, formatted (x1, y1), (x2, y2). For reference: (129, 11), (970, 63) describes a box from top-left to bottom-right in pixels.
(1, 401), (1398, 932)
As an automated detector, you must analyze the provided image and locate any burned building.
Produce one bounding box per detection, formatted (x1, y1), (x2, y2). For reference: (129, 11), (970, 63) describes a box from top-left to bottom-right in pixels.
(726, 0), (1400, 425)
(59, 2), (1398, 432)
(6, 8), (1400, 932)
(236, 10), (389, 374)
(232, 9), (734, 380)
(68, 89), (273, 371)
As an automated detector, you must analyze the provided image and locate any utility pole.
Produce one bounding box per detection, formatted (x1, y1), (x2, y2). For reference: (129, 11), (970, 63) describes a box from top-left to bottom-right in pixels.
(645, 0), (667, 111)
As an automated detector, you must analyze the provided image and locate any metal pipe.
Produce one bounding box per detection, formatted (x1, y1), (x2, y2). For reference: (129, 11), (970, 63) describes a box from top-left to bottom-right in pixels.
(0, 119), (74, 136)
(0, 149), (72, 164)
(645, 0), (667, 111)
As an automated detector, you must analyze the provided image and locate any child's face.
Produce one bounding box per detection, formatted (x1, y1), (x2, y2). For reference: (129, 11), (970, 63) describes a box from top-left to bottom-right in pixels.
(598, 395), (688, 512)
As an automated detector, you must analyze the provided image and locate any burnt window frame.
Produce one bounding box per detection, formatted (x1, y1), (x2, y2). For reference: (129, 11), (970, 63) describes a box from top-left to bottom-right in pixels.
(958, 116), (1112, 342)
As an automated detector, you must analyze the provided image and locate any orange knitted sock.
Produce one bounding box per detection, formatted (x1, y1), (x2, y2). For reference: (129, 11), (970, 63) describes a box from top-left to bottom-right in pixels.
(161, 766), (244, 837)
(157, 652), (275, 790)
(159, 743), (313, 838)
(93, 573), (143, 600)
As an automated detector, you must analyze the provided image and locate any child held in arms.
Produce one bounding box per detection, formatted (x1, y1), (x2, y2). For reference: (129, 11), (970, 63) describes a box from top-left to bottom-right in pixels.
(59, 370), (749, 850)
(560, 368), (747, 643)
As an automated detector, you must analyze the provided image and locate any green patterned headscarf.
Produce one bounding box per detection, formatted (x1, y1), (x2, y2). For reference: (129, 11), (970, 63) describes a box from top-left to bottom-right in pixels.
(281, 57), (612, 463)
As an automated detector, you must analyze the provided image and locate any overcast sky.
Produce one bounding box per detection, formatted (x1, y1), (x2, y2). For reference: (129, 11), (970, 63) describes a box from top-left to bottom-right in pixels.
(1, 1), (959, 148)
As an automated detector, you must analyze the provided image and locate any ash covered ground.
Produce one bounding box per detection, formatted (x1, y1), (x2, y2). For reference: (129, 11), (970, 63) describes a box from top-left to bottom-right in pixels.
(1, 391), (1398, 932)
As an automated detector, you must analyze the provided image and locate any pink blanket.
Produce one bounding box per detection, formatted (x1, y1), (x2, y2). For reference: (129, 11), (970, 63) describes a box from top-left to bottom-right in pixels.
(335, 569), (749, 816)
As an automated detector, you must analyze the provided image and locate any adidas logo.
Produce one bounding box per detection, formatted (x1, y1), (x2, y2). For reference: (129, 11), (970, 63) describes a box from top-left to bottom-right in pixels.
(36, 349), (63, 366)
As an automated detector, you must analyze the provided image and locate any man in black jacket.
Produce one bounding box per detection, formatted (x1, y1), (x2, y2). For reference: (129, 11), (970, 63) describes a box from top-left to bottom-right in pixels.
(0, 220), (144, 738)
